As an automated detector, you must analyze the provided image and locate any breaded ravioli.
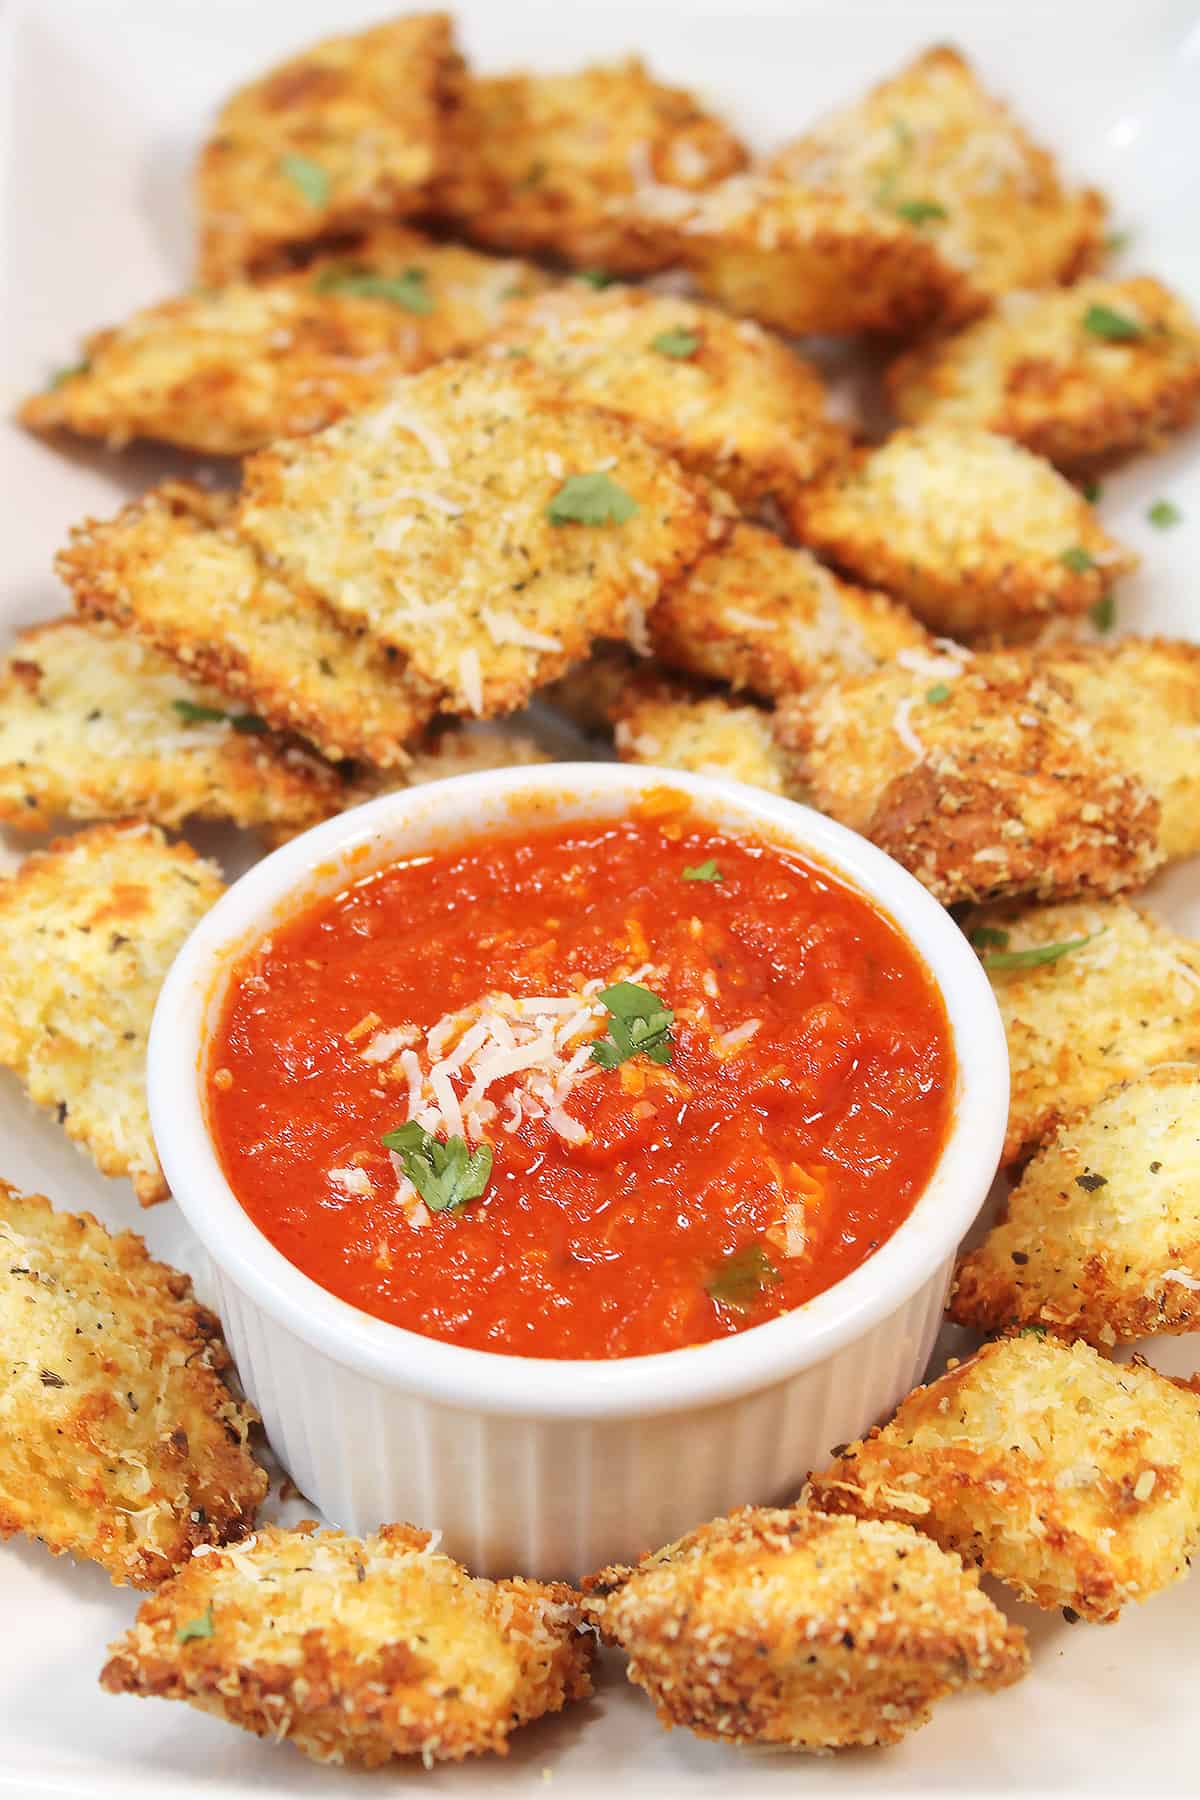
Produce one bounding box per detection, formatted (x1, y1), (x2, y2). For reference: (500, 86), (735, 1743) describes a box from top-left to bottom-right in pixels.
(22, 231), (552, 457)
(583, 1505), (1027, 1751)
(0, 618), (338, 833)
(59, 482), (437, 766)
(236, 358), (719, 717)
(615, 680), (797, 795)
(961, 896), (1200, 1165)
(0, 1180), (265, 1586)
(196, 14), (463, 280)
(649, 521), (927, 698)
(808, 1335), (1200, 1622)
(541, 642), (640, 735)
(0, 825), (224, 1203)
(437, 57), (747, 273)
(951, 1067), (1200, 1343)
(768, 44), (1105, 307)
(101, 1522), (593, 1766)
(888, 276), (1200, 468)
(789, 427), (1136, 641)
(491, 287), (847, 512)
(773, 646), (1162, 906)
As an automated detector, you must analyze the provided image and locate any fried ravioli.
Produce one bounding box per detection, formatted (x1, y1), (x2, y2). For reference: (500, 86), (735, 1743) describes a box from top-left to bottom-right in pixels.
(808, 1334), (1200, 1622)
(196, 14), (463, 281)
(614, 680), (797, 795)
(960, 897), (1200, 1166)
(236, 358), (719, 717)
(0, 1179), (265, 1585)
(101, 1521), (593, 1766)
(773, 646), (1162, 906)
(951, 1067), (1200, 1343)
(437, 57), (747, 273)
(583, 1505), (1027, 1751)
(768, 44), (1106, 307)
(0, 824), (224, 1203)
(649, 521), (927, 698)
(22, 231), (552, 457)
(0, 618), (338, 833)
(59, 482), (437, 767)
(789, 427), (1136, 641)
(491, 287), (848, 512)
(887, 276), (1200, 468)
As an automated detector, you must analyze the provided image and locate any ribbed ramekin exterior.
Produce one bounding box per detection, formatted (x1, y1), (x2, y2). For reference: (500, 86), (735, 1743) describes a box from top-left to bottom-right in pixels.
(214, 1258), (950, 1580)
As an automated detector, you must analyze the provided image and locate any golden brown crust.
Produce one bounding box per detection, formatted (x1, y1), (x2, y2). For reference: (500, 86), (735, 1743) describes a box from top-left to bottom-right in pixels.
(614, 674), (797, 795)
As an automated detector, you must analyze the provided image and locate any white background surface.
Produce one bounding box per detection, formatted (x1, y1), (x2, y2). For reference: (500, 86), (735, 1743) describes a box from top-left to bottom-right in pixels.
(1, 0), (1199, 1792)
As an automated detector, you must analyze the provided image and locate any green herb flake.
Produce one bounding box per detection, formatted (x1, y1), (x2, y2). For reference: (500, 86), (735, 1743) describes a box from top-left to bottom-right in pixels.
(231, 713), (269, 735)
(177, 1603), (215, 1644)
(651, 326), (701, 359)
(1148, 499), (1182, 529)
(590, 981), (675, 1070)
(925, 681), (951, 704)
(1074, 1171), (1108, 1192)
(981, 934), (1093, 971)
(1083, 303), (1143, 342)
(1082, 479), (1103, 504)
(520, 158), (548, 189)
(1059, 546), (1096, 573)
(969, 925), (1010, 951)
(577, 268), (616, 289)
(1104, 229), (1130, 255)
(546, 471), (638, 527)
(1019, 1324), (1048, 1338)
(705, 1243), (781, 1313)
(1089, 592), (1117, 633)
(894, 198), (947, 226)
(279, 153), (331, 208)
(682, 859), (722, 883)
(49, 359), (89, 389)
(312, 265), (433, 314)
(172, 699), (230, 726)
(380, 1122), (493, 1214)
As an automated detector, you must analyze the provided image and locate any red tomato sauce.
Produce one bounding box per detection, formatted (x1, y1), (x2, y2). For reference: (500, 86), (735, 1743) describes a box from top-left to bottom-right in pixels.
(208, 801), (953, 1359)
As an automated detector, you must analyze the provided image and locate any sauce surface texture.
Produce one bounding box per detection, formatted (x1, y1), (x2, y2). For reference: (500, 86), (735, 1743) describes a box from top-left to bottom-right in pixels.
(209, 804), (953, 1359)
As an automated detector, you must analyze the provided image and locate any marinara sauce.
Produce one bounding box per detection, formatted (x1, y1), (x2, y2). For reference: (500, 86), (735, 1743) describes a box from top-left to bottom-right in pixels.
(209, 801), (953, 1359)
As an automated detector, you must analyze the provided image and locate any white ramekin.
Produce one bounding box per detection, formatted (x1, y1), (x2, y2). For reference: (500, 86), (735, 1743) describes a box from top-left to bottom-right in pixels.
(149, 764), (1007, 1580)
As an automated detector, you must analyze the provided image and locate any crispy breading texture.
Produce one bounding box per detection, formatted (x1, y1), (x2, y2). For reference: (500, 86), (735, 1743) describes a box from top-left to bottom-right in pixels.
(196, 14), (463, 281)
(768, 44), (1106, 306)
(0, 1180), (265, 1585)
(960, 897), (1200, 1166)
(808, 1335), (1200, 1622)
(625, 174), (972, 337)
(21, 230), (552, 456)
(773, 646), (1162, 906)
(59, 482), (436, 767)
(887, 276), (1200, 467)
(615, 679), (797, 795)
(491, 287), (847, 512)
(0, 824), (224, 1203)
(583, 1505), (1026, 1751)
(951, 1067), (1200, 1343)
(649, 521), (927, 698)
(236, 358), (720, 717)
(101, 1521), (593, 1766)
(0, 618), (338, 833)
(541, 643), (640, 735)
(789, 427), (1136, 641)
(437, 57), (747, 273)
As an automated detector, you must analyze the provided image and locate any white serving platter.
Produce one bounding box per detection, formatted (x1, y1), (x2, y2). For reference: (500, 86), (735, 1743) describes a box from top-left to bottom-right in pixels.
(1, 0), (1199, 1793)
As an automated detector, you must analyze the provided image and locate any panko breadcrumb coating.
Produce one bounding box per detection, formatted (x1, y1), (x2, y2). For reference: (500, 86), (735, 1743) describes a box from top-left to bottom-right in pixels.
(101, 1522), (593, 1766)
(236, 357), (720, 718)
(951, 1066), (1200, 1344)
(789, 427), (1136, 642)
(808, 1334), (1200, 1623)
(21, 231), (552, 457)
(584, 1505), (1027, 1751)
(961, 896), (1200, 1165)
(615, 680), (797, 795)
(773, 644), (1162, 906)
(491, 286), (848, 512)
(0, 618), (339, 834)
(649, 521), (927, 698)
(0, 824), (224, 1203)
(768, 44), (1106, 307)
(437, 57), (747, 273)
(0, 1180), (265, 1586)
(59, 481), (437, 767)
(887, 276), (1200, 468)
(196, 14), (464, 281)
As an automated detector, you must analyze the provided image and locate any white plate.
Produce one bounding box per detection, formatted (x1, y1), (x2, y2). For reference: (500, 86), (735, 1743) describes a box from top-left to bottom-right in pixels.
(1, 0), (1199, 1793)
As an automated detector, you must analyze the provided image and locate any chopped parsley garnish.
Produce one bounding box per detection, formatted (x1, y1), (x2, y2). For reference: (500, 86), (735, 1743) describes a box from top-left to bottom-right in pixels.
(980, 934), (1093, 971)
(682, 859), (722, 883)
(312, 266), (433, 314)
(894, 198), (947, 225)
(925, 682), (951, 704)
(590, 981), (674, 1069)
(1059, 546), (1095, 573)
(1089, 592), (1117, 633)
(705, 1243), (781, 1312)
(577, 268), (616, 288)
(1074, 1171), (1108, 1192)
(1148, 499), (1182, 529)
(651, 326), (701, 359)
(1019, 1324), (1048, 1338)
(547, 472), (638, 527)
(49, 359), (89, 389)
(176, 1603), (215, 1643)
(381, 1122), (493, 1214)
(1082, 302), (1143, 342)
(968, 925), (1010, 951)
(172, 699), (268, 733)
(279, 153), (331, 208)
(1082, 479), (1103, 504)
(1104, 229), (1130, 255)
